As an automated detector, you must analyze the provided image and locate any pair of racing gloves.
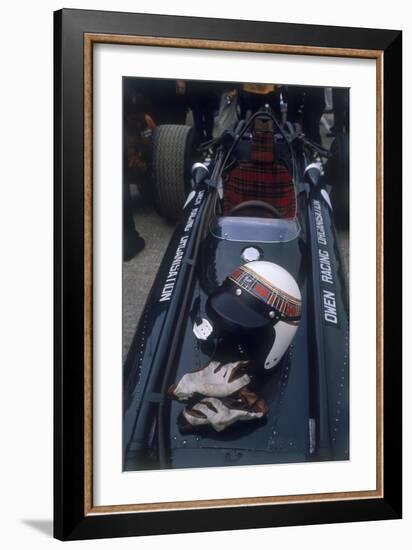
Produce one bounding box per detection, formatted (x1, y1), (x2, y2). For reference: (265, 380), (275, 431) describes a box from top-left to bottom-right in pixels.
(168, 361), (268, 432)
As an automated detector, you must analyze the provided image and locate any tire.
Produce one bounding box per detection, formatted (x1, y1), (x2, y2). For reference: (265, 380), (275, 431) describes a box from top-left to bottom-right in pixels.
(151, 125), (195, 221)
(326, 133), (349, 230)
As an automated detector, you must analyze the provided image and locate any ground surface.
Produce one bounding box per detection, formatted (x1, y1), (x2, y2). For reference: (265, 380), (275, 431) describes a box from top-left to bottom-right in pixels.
(123, 188), (175, 360)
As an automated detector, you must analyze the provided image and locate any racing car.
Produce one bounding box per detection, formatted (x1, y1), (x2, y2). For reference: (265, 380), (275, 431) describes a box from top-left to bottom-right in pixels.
(123, 107), (349, 471)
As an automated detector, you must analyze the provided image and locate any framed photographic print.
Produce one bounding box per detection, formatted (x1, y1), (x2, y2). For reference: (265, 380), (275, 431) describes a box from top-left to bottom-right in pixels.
(54, 8), (402, 541)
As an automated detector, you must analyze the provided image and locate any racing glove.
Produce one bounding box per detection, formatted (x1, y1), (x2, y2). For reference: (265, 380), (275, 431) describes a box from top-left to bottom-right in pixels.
(168, 360), (251, 401)
(182, 397), (264, 432)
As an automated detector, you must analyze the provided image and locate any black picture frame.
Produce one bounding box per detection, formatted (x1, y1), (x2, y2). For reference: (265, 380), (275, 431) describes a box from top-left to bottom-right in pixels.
(54, 8), (402, 541)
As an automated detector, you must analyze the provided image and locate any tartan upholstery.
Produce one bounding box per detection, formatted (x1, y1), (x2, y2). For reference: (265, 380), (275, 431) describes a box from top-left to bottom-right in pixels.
(223, 130), (296, 219)
(250, 129), (274, 163)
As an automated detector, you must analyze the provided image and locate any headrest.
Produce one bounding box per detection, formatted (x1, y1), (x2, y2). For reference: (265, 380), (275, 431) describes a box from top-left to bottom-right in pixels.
(250, 130), (275, 164)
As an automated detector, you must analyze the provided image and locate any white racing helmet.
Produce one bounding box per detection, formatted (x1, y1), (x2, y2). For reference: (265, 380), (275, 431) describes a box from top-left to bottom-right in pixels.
(207, 261), (302, 370)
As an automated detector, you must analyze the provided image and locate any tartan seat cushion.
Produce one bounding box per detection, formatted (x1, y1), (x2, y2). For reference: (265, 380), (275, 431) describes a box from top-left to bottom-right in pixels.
(223, 130), (296, 218)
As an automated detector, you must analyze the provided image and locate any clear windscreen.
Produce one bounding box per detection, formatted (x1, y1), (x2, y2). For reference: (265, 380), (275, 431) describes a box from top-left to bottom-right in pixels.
(209, 216), (300, 243)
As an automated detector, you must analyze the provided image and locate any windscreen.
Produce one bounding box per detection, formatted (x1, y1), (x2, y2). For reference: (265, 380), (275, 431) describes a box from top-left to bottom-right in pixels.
(209, 216), (300, 243)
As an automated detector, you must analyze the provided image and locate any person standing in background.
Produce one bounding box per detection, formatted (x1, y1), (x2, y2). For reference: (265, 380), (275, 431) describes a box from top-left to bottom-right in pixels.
(237, 82), (281, 120)
(123, 85), (156, 261)
(328, 87), (349, 136)
(301, 86), (325, 144)
(284, 85), (325, 144)
(176, 79), (221, 141)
